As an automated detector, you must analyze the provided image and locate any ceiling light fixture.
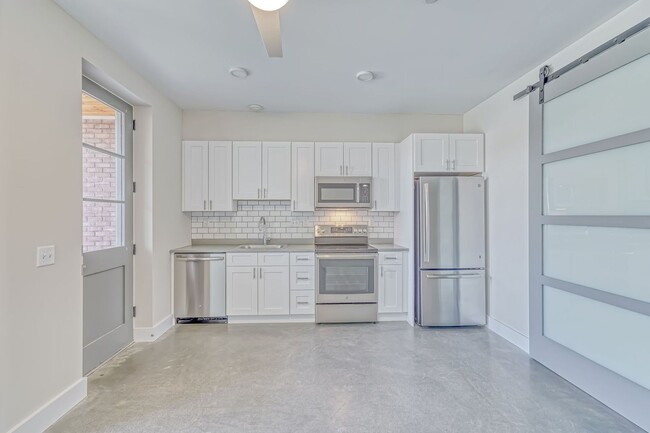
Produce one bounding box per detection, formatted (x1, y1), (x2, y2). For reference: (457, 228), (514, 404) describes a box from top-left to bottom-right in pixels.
(229, 67), (249, 79)
(248, 104), (264, 112)
(356, 71), (375, 82)
(248, 0), (289, 12)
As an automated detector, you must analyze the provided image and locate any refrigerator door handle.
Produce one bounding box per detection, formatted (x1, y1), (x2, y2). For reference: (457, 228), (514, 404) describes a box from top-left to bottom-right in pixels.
(423, 182), (431, 263)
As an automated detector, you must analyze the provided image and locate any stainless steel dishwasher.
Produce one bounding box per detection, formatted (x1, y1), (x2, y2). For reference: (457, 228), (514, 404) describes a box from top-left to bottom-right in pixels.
(174, 253), (226, 323)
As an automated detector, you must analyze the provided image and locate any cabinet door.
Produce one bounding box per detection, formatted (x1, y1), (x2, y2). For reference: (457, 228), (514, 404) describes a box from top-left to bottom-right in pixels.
(315, 142), (344, 176)
(182, 141), (209, 211)
(258, 266), (290, 315)
(344, 142), (372, 176)
(378, 264), (404, 313)
(262, 142), (291, 200)
(226, 266), (258, 316)
(413, 134), (449, 173)
(449, 134), (484, 173)
(232, 141), (262, 199)
(291, 142), (315, 211)
(371, 143), (397, 211)
(208, 141), (233, 211)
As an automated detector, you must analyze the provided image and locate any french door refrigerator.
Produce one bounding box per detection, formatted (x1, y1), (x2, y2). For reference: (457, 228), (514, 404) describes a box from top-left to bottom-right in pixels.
(415, 177), (486, 326)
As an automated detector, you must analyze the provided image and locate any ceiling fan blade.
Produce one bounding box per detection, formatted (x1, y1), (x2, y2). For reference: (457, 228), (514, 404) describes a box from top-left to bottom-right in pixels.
(250, 5), (283, 58)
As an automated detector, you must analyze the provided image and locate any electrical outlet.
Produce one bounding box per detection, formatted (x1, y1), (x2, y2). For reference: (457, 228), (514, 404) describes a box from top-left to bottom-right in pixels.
(37, 245), (55, 267)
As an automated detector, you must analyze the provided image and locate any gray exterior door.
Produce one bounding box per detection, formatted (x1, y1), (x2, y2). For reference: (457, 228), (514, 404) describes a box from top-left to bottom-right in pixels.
(82, 77), (134, 374)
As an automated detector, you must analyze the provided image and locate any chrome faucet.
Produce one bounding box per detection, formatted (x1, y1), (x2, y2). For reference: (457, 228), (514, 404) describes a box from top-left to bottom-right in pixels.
(258, 216), (270, 245)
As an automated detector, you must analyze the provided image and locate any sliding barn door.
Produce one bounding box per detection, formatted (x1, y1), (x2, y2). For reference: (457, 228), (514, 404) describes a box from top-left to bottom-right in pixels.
(529, 28), (650, 430)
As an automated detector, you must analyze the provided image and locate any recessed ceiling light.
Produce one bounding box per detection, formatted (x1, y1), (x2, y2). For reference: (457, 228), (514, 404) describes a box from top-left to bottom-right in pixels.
(248, 0), (289, 12)
(356, 71), (375, 82)
(229, 67), (249, 79)
(248, 104), (264, 112)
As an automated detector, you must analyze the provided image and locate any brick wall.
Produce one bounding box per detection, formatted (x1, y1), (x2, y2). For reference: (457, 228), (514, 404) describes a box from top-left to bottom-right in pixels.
(191, 201), (394, 240)
(82, 117), (119, 252)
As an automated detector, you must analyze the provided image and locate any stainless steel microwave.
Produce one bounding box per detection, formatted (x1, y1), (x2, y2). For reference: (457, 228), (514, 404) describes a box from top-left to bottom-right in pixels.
(315, 177), (372, 209)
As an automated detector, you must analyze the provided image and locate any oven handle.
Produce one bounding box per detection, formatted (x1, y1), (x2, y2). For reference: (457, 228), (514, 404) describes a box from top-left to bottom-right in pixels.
(316, 254), (378, 261)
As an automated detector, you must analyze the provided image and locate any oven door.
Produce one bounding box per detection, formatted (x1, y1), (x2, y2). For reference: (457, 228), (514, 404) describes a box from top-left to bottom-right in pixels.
(316, 254), (378, 303)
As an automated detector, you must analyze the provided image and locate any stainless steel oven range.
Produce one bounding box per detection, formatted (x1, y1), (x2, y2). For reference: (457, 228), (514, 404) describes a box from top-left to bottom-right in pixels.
(315, 224), (378, 323)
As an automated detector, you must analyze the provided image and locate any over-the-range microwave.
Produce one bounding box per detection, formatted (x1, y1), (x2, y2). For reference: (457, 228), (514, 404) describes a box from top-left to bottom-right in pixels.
(315, 177), (372, 209)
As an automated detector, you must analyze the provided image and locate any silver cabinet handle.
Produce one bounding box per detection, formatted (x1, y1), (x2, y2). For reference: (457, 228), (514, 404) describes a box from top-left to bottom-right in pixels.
(384, 256), (397, 260)
(259, 267), (262, 279)
(356, 184), (360, 203)
(296, 257), (309, 261)
(452, 160), (456, 170)
(253, 268), (256, 279)
(210, 200), (213, 210)
(346, 166), (349, 175)
(175, 256), (225, 262)
(445, 160), (450, 170)
(203, 200), (207, 210)
(339, 165), (343, 175)
(293, 200), (296, 211)
(296, 277), (310, 280)
(381, 266), (384, 277)
(264, 188), (267, 198)
(296, 301), (310, 305)
(374, 200), (377, 209)
(257, 188), (261, 199)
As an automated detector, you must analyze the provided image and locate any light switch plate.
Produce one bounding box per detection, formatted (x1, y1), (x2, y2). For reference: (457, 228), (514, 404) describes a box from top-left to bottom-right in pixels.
(37, 245), (55, 267)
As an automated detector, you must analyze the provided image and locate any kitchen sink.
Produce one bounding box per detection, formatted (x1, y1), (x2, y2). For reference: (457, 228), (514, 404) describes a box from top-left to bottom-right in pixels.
(238, 244), (287, 250)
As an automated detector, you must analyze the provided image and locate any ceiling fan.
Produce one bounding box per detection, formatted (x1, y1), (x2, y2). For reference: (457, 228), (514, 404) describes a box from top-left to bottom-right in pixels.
(247, 0), (289, 58)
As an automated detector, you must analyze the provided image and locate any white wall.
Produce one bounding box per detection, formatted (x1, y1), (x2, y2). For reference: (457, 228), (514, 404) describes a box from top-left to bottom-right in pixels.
(183, 111), (463, 142)
(0, 1), (188, 431)
(463, 0), (650, 343)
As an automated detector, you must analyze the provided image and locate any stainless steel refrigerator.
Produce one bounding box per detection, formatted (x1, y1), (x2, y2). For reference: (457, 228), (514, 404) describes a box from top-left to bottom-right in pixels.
(415, 177), (486, 326)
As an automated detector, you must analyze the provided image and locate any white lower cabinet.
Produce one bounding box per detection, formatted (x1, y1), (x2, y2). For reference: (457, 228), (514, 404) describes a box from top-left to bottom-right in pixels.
(378, 252), (405, 314)
(226, 266), (258, 316)
(258, 266), (290, 315)
(291, 290), (315, 315)
(226, 252), (315, 318)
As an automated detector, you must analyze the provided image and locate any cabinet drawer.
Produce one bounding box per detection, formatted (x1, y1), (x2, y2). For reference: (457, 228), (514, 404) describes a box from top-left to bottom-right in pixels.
(227, 253), (258, 267)
(258, 252), (290, 266)
(290, 266), (315, 290)
(379, 252), (403, 265)
(290, 290), (315, 315)
(290, 252), (315, 266)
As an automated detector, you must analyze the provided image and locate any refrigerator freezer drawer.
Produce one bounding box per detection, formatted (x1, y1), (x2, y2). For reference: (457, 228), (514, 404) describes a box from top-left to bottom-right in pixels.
(417, 270), (486, 326)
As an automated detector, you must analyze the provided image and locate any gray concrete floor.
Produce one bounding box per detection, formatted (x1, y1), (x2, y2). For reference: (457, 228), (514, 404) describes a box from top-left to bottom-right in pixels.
(48, 323), (644, 433)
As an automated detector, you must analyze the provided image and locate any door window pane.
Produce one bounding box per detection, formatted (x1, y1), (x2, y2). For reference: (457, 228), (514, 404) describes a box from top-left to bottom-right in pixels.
(543, 54), (650, 154)
(82, 147), (123, 201)
(543, 141), (650, 215)
(543, 286), (650, 390)
(82, 93), (122, 155)
(83, 201), (124, 253)
(544, 225), (650, 303)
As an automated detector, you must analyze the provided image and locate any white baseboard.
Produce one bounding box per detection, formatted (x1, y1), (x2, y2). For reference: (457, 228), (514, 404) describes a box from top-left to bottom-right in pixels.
(378, 312), (408, 322)
(487, 315), (530, 354)
(9, 377), (87, 433)
(134, 314), (174, 342)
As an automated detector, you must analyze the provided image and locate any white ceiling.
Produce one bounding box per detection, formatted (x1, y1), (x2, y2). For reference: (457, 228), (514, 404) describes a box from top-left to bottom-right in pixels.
(54, 0), (636, 114)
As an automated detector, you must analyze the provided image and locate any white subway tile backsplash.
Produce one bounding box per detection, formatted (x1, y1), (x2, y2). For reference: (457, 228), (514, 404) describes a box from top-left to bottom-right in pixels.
(191, 200), (394, 240)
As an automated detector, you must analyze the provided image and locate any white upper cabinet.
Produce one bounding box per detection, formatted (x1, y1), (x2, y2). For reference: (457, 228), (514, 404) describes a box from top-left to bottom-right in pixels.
(315, 142), (372, 177)
(233, 141), (291, 200)
(233, 141), (263, 199)
(372, 143), (398, 212)
(208, 141), (234, 211)
(262, 142), (291, 200)
(413, 134), (449, 173)
(315, 142), (344, 176)
(291, 142), (315, 211)
(344, 142), (372, 176)
(183, 141), (233, 212)
(182, 141), (209, 211)
(413, 133), (483, 173)
(449, 134), (484, 173)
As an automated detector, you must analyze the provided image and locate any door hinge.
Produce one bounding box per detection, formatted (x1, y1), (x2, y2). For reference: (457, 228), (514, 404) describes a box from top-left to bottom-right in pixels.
(133, 244), (136, 255)
(132, 119), (136, 131)
(132, 181), (136, 193)
(133, 306), (137, 317)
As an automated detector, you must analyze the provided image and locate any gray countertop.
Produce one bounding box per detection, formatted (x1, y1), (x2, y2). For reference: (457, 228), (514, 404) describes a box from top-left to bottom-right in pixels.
(171, 242), (408, 254)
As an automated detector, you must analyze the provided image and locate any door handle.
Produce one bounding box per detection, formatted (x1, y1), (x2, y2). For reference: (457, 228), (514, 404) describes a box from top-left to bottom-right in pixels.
(423, 183), (430, 263)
